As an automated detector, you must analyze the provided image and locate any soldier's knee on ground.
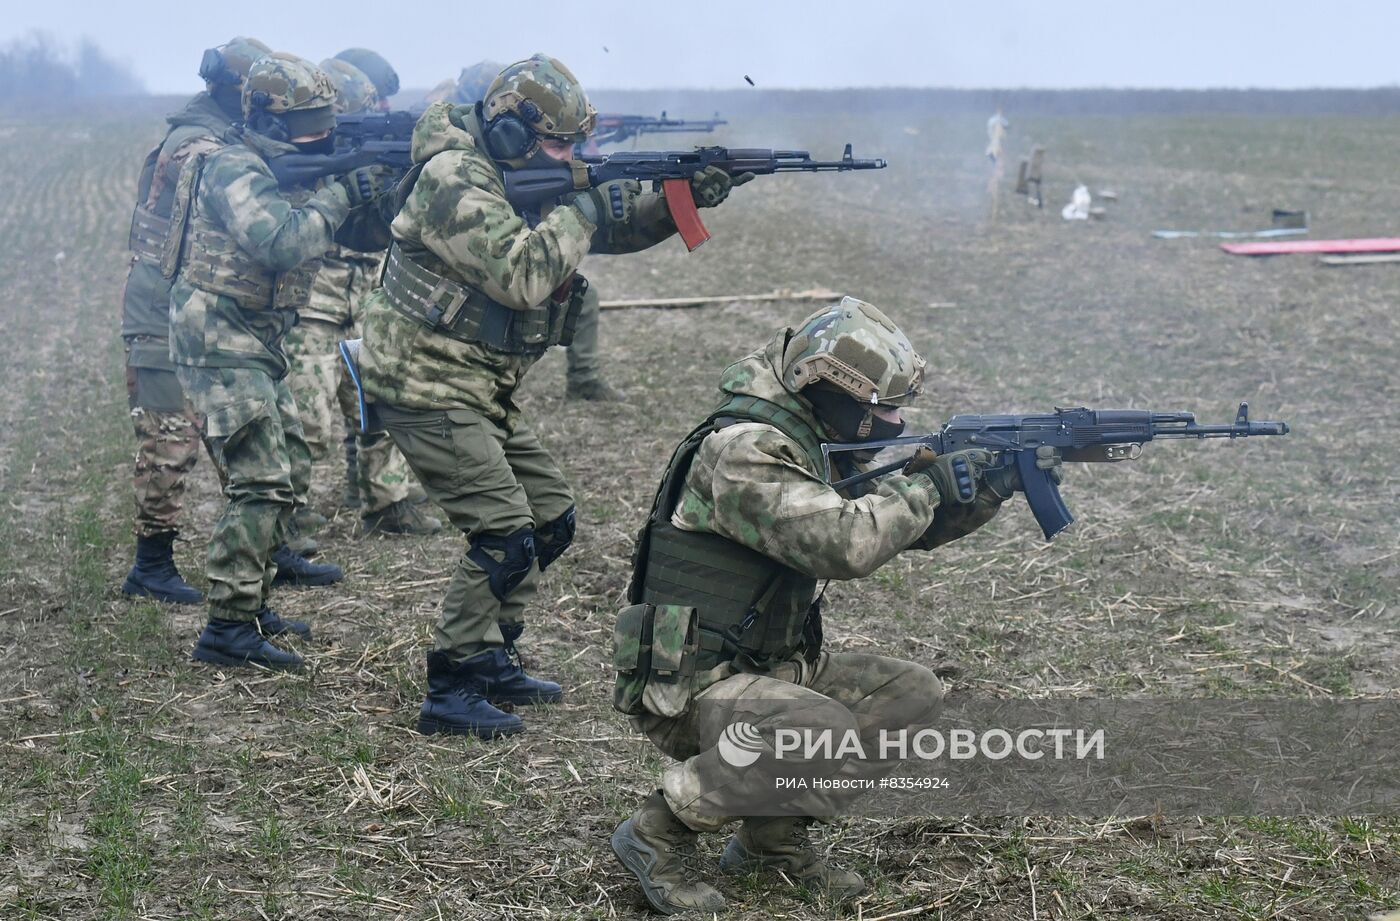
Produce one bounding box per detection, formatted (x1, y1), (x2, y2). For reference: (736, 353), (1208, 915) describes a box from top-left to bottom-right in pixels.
(535, 505), (576, 570)
(467, 528), (536, 601)
(868, 661), (943, 729)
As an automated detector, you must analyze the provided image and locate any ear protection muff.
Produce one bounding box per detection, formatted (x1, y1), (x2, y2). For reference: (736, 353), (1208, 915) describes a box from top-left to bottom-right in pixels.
(484, 99), (545, 161)
(244, 91), (289, 143)
(198, 48), (239, 86)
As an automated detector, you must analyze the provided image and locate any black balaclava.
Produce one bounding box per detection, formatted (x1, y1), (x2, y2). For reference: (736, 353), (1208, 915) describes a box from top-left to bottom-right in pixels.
(805, 384), (906, 445)
(292, 134), (336, 154)
(211, 84), (243, 120)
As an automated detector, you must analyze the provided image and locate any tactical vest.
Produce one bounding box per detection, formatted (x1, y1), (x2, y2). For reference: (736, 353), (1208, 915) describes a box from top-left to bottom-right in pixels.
(629, 394), (828, 672)
(127, 145), (170, 262)
(167, 151), (322, 310)
(381, 150), (582, 355)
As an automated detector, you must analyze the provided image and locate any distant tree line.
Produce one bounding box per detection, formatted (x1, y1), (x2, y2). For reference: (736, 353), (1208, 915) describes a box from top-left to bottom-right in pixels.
(0, 32), (144, 101)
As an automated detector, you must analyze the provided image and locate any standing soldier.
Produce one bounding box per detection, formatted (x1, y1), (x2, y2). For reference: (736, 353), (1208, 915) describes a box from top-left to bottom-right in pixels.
(282, 56), (442, 536)
(355, 54), (745, 736)
(169, 53), (390, 668)
(424, 59), (622, 403)
(609, 298), (1035, 913)
(119, 36), (270, 605)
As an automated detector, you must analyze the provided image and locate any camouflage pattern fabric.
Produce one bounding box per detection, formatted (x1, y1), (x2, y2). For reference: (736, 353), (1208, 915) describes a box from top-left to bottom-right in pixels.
(175, 364), (311, 620)
(635, 651), (942, 831)
(482, 54), (596, 145)
(242, 53), (337, 115)
(359, 101), (676, 417)
(284, 316), (411, 513)
(168, 129), (350, 378)
(377, 403), (574, 658)
(321, 58), (378, 114)
(780, 296), (926, 406)
(126, 339), (204, 539)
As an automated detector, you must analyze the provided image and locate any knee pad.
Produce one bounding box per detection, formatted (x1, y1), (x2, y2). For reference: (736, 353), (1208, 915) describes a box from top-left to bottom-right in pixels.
(468, 528), (536, 601)
(535, 505), (577, 571)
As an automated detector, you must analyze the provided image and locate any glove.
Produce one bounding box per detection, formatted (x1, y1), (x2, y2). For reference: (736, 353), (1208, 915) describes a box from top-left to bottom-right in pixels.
(983, 446), (1064, 500)
(337, 166), (386, 208)
(904, 446), (995, 506)
(690, 165), (754, 208)
(569, 178), (643, 229)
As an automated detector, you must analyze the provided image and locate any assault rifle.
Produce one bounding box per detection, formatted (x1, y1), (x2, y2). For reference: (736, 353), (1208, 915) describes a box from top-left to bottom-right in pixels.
(822, 403), (1290, 540)
(591, 112), (727, 147)
(505, 144), (886, 250)
(266, 110), (415, 188)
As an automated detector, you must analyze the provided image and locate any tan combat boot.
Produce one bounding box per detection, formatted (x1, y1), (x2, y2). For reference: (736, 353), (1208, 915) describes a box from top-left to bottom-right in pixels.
(611, 791), (726, 915)
(719, 815), (865, 899)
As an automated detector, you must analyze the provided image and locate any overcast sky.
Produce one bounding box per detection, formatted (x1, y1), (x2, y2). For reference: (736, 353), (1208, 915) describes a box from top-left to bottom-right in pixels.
(5, 0), (1397, 94)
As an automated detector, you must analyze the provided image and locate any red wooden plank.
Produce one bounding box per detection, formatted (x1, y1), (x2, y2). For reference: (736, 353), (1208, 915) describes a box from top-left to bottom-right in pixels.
(1221, 237), (1400, 256)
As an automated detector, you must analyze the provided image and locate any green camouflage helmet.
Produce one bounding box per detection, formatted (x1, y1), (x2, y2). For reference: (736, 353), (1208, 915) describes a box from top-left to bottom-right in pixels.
(333, 48), (399, 100)
(781, 296), (926, 407)
(242, 53), (337, 116)
(455, 60), (505, 105)
(200, 36), (271, 86)
(321, 58), (378, 114)
(483, 54), (596, 143)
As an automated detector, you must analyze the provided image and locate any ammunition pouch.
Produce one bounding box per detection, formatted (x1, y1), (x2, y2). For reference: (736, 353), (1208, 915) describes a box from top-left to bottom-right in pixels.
(611, 602), (700, 718)
(381, 243), (583, 354)
(128, 205), (170, 262)
(177, 224), (321, 310)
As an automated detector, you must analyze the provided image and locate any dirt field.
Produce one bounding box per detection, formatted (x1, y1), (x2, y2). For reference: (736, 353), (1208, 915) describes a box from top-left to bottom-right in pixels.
(0, 103), (1396, 920)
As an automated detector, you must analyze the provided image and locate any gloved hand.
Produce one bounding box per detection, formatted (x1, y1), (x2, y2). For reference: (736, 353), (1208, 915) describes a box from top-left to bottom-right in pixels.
(337, 166), (386, 207)
(904, 446), (995, 506)
(983, 446), (1064, 500)
(689, 165), (753, 208)
(569, 178), (644, 229)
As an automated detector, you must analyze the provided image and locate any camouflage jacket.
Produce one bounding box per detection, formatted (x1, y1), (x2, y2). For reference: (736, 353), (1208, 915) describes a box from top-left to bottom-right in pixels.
(359, 101), (679, 419)
(674, 330), (1003, 581)
(120, 92), (235, 360)
(302, 246), (386, 328)
(168, 129), (352, 377)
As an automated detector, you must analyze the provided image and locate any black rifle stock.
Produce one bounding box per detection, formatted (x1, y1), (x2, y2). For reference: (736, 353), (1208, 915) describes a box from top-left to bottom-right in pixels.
(266, 110), (415, 188)
(822, 403), (1290, 540)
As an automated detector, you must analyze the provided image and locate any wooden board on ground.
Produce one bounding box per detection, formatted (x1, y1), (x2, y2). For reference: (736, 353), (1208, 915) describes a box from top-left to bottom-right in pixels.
(599, 288), (843, 310)
(1320, 253), (1400, 266)
(1221, 237), (1400, 256)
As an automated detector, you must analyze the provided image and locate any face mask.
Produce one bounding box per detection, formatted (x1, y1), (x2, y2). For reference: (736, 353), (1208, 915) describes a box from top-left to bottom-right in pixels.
(804, 386), (906, 444)
(210, 84), (243, 120)
(293, 135), (336, 155)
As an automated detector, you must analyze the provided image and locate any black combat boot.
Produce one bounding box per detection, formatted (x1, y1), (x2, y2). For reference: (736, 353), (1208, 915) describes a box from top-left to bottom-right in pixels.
(193, 618), (303, 669)
(121, 532), (203, 605)
(417, 650), (524, 738)
(466, 624), (563, 705)
(270, 545), (344, 587)
(255, 607), (311, 640)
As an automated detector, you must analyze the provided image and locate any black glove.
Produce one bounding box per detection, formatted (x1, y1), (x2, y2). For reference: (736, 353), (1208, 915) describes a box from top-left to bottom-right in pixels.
(337, 166), (385, 208)
(569, 178), (643, 229)
(983, 446), (1064, 500)
(904, 446), (995, 506)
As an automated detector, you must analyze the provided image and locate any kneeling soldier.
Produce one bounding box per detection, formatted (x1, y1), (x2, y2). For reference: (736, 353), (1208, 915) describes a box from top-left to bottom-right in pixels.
(611, 298), (1019, 913)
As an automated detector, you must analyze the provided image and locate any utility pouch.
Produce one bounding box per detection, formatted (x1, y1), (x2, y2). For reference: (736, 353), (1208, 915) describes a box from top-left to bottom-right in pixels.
(641, 603), (699, 719)
(612, 602), (654, 716)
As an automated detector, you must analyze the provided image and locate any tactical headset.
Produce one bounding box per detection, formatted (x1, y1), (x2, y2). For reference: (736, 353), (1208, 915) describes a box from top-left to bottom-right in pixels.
(198, 48), (241, 87)
(244, 89), (290, 143)
(483, 98), (545, 161)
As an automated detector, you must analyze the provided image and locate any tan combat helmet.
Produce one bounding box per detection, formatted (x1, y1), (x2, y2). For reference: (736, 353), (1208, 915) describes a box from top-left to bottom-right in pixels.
(481, 54), (596, 166)
(454, 60), (504, 104)
(333, 48), (399, 102)
(242, 53), (338, 140)
(781, 296), (926, 407)
(321, 58), (378, 115)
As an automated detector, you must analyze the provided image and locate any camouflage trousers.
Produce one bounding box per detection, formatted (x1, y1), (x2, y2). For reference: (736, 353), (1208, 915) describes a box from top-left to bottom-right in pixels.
(175, 364), (311, 621)
(285, 318), (411, 513)
(125, 336), (204, 539)
(635, 651), (942, 832)
(565, 282), (601, 384)
(378, 402), (574, 658)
